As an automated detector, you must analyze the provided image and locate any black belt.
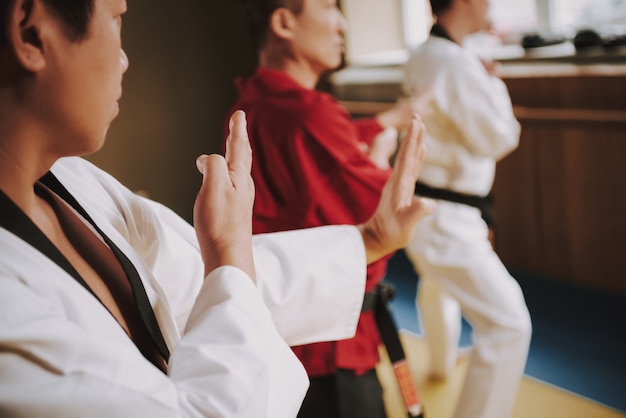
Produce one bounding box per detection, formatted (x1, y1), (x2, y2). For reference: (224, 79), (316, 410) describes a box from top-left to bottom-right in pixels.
(363, 282), (424, 417)
(361, 282), (396, 312)
(414, 181), (496, 227)
(364, 282), (404, 361)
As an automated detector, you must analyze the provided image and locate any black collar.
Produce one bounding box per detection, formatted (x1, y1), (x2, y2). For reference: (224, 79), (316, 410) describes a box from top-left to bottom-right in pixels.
(430, 23), (458, 44)
(0, 172), (170, 363)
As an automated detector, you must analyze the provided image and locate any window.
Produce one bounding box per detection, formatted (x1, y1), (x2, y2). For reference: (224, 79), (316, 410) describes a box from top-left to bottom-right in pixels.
(488, 0), (626, 36)
(341, 0), (411, 65)
(489, 0), (538, 35)
(551, 0), (626, 31)
(342, 0), (626, 65)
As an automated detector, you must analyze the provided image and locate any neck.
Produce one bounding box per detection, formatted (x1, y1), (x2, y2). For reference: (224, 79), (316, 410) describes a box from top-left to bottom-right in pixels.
(0, 111), (55, 214)
(435, 13), (474, 45)
(259, 49), (321, 90)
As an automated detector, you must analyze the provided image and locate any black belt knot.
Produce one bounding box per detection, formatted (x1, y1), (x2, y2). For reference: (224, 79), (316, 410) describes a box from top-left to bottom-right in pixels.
(362, 282), (396, 312)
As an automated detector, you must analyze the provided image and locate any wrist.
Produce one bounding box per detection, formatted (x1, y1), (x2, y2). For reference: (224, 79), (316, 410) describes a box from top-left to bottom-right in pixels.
(376, 112), (395, 130)
(358, 223), (386, 265)
(202, 241), (256, 282)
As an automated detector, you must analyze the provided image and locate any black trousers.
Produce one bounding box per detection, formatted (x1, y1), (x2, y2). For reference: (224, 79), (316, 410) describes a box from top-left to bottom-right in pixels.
(297, 368), (387, 418)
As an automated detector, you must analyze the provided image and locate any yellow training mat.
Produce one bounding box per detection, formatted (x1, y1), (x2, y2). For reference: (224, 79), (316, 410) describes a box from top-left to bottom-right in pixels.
(377, 331), (626, 418)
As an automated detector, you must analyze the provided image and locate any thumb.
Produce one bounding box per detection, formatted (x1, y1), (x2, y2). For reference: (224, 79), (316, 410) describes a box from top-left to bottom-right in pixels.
(404, 196), (436, 226)
(196, 154), (227, 185)
(196, 154), (209, 177)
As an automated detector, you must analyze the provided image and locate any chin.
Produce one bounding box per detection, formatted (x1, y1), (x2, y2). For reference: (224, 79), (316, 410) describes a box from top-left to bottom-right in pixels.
(328, 57), (343, 71)
(81, 138), (107, 156)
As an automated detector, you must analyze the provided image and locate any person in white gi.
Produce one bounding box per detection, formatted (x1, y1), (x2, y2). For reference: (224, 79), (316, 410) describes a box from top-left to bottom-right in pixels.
(402, 0), (533, 417)
(0, 0), (436, 417)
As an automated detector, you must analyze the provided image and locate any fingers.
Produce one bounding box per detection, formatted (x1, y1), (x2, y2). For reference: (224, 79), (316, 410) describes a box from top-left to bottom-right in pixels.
(196, 110), (252, 191)
(225, 110), (252, 176)
(195, 109), (250, 180)
(396, 117), (435, 225)
(391, 116), (425, 206)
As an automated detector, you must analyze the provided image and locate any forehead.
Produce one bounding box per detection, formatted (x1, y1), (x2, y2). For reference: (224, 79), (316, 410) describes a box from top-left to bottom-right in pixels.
(302, 0), (336, 10)
(97, 0), (126, 12)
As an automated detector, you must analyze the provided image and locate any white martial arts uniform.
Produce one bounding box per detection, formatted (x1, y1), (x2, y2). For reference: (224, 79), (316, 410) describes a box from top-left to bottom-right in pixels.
(403, 33), (532, 418)
(0, 157), (367, 418)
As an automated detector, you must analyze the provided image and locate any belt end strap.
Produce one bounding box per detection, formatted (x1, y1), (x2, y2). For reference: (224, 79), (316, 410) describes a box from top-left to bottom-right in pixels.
(393, 359), (423, 417)
(374, 283), (425, 417)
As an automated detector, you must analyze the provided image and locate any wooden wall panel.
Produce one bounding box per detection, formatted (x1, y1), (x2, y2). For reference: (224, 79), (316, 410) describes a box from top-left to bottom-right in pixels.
(491, 127), (543, 269)
(493, 74), (626, 295)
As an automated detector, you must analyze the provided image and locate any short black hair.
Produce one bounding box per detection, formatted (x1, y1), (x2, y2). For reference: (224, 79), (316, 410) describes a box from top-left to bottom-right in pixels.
(238, 0), (304, 50)
(430, 0), (453, 16)
(1, 0), (95, 45)
(0, 0), (7, 44)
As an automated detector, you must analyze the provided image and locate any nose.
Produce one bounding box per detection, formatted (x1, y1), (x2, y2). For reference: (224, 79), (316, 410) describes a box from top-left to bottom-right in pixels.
(121, 49), (129, 74)
(339, 11), (348, 33)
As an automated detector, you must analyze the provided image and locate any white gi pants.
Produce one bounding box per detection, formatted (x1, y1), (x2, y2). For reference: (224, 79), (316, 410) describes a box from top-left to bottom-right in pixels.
(405, 201), (532, 418)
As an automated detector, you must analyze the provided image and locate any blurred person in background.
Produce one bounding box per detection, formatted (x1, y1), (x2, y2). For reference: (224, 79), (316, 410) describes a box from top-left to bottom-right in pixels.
(230, 0), (432, 416)
(402, 0), (532, 417)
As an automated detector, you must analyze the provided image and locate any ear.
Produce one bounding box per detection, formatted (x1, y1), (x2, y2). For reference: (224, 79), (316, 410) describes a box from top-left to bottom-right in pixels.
(5, 0), (51, 72)
(269, 7), (298, 41)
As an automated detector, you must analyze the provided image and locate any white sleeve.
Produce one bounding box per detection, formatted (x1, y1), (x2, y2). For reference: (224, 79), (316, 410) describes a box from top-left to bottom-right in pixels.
(169, 266), (310, 417)
(252, 225), (367, 346)
(0, 266), (308, 418)
(436, 58), (521, 161)
(138, 197), (366, 346)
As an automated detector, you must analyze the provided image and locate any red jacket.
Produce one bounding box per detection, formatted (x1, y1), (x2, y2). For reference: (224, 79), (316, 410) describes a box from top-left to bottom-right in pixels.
(226, 68), (392, 376)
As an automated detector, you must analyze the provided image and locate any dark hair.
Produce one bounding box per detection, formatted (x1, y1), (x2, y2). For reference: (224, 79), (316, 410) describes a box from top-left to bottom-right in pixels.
(430, 0), (453, 16)
(0, 0), (7, 44)
(1, 0), (94, 45)
(238, 0), (303, 49)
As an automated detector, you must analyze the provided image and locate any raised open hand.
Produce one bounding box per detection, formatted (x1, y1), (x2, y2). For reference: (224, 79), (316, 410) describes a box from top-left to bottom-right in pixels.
(193, 110), (256, 280)
(358, 116), (436, 264)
